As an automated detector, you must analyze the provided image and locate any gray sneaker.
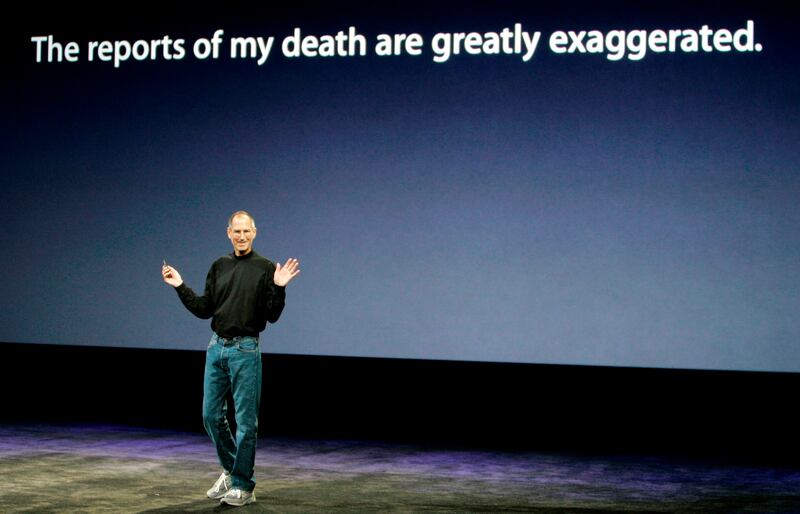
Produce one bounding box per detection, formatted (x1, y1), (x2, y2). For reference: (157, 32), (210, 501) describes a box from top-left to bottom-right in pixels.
(220, 487), (256, 506)
(206, 471), (232, 499)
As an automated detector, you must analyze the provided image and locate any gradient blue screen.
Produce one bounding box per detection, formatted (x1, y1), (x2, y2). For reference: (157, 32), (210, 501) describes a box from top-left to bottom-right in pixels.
(2, 2), (798, 372)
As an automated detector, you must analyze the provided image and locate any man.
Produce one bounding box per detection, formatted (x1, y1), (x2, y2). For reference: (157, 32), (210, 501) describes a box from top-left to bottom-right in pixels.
(161, 210), (300, 506)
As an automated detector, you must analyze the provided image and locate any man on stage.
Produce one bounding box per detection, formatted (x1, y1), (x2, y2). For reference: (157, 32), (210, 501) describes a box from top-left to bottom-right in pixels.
(161, 210), (300, 506)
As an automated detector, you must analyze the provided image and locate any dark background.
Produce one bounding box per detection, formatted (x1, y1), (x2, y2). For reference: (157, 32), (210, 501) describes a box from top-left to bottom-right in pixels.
(3, 341), (798, 463)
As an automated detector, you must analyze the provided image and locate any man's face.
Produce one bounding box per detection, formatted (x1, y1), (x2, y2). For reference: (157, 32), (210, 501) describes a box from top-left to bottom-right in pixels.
(227, 215), (257, 256)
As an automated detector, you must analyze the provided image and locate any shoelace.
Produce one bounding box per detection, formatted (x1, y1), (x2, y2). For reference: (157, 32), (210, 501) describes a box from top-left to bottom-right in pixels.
(213, 476), (229, 492)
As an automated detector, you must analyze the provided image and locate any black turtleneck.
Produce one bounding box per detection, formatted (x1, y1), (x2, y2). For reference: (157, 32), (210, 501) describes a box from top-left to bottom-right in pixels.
(174, 251), (286, 338)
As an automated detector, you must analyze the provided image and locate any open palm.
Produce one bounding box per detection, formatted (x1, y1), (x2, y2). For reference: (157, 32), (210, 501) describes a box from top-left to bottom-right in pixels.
(274, 258), (300, 286)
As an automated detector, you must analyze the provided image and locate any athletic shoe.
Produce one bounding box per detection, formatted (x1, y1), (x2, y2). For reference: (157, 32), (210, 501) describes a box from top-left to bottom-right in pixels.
(220, 487), (256, 506)
(206, 471), (232, 499)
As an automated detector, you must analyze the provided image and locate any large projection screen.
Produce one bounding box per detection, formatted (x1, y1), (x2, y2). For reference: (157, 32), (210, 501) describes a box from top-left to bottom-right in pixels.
(2, 2), (798, 372)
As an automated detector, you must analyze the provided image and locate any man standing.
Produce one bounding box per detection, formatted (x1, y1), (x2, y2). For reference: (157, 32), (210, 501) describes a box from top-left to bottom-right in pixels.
(162, 210), (300, 506)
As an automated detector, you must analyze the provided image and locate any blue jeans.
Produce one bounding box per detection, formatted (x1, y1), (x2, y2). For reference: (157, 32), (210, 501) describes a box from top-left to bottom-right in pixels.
(203, 333), (262, 492)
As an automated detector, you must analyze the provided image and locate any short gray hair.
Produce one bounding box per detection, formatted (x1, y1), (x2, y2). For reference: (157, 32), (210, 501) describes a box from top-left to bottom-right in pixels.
(228, 210), (256, 228)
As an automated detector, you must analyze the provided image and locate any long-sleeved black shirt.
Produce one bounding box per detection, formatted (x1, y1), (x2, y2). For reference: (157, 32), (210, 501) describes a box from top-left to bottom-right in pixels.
(174, 251), (286, 338)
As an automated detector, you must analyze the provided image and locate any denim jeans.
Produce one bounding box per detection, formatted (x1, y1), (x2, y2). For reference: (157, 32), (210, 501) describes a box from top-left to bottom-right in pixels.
(203, 333), (262, 492)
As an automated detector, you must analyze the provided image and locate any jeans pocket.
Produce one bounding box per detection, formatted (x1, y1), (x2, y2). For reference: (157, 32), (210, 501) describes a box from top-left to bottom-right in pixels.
(237, 338), (259, 353)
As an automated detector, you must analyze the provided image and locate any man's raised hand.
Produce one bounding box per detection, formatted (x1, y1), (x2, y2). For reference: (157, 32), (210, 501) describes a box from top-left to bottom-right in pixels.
(162, 264), (184, 288)
(274, 258), (300, 287)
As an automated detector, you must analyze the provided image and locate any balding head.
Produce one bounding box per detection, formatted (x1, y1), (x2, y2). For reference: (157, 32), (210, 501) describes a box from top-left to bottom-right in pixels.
(228, 210), (256, 229)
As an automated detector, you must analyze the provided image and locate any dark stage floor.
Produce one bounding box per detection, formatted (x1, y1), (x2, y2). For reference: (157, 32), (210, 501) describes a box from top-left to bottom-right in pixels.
(1, 424), (799, 512)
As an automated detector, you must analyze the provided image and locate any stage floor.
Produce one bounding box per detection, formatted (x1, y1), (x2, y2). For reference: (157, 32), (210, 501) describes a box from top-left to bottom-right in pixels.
(1, 424), (799, 512)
